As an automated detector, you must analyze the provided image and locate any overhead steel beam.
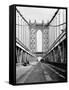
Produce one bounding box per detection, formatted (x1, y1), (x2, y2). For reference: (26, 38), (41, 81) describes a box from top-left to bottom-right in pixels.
(47, 9), (59, 26)
(16, 8), (29, 25)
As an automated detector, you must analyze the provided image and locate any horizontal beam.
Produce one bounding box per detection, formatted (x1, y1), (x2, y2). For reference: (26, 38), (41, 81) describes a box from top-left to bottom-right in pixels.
(33, 52), (46, 54)
(47, 9), (59, 25)
(16, 8), (29, 25)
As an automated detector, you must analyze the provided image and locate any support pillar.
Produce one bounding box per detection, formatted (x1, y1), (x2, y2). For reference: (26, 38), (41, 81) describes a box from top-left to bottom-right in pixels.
(16, 47), (18, 63)
(53, 49), (56, 62)
(17, 48), (20, 63)
(62, 41), (65, 63)
(19, 50), (23, 64)
(64, 39), (66, 63)
(51, 51), (54, 62)
(58, 45), (63, 63)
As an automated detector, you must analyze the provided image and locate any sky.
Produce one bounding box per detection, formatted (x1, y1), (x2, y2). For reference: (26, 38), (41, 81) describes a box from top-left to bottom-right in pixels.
(16, 6), (57, 23)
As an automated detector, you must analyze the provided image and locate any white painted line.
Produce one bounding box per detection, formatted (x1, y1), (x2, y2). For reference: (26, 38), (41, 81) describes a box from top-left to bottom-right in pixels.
(44, 71), (48, 75)
(45, 75), (52, 81)
(23, 67), (34, 83)
(16, 66), (34, 83)
(47, 64), (65, 72)
(44, 71), (52, 81)
(46, 64), (65, 79)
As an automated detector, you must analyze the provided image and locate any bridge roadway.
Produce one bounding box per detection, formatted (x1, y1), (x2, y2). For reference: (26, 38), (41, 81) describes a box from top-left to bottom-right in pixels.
(16, 61), (66, 84)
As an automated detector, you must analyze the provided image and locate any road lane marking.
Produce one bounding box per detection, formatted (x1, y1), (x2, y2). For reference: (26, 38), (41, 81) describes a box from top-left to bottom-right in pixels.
(23, 67), (34, 83)
(17, 67), (34, 83)
(40, 63), (53, 81)
(45, 64), (65, 79)
(44, 71), (48, 74)
(44, 71), (52, 81)
(47, 64), (66, 72)
(45, 75), (52, 81)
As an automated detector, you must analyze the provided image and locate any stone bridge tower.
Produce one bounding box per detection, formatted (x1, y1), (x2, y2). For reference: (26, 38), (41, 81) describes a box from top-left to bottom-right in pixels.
(29, 20), (49, 53)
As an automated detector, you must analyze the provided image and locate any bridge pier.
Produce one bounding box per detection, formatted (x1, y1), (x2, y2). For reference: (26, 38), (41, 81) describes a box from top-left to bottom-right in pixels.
(58, 45), (62, 63)
(53, 49), (56, 62)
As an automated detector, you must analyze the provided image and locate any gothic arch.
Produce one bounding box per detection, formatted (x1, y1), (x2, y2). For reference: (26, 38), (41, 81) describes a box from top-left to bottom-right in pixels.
(29, 23), (49, 52)
(37, 30), (42, 52)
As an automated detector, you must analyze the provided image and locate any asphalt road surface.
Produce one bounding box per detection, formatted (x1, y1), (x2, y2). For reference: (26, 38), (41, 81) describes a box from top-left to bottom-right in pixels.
(16, 62), (65, 84)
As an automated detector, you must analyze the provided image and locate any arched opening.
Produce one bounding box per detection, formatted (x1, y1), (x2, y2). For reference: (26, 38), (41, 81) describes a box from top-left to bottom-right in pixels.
(37, 30), (42, 52)
(37, 57), (42, 61)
